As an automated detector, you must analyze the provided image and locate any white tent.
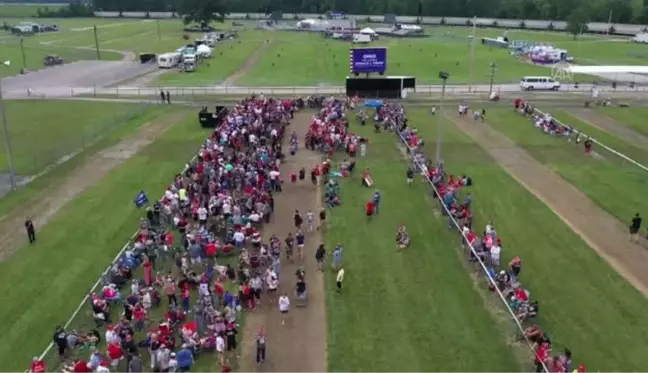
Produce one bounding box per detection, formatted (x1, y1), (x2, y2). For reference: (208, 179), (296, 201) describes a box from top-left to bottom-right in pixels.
(196, 44), (212, 58)
(360, 27), (376, 34)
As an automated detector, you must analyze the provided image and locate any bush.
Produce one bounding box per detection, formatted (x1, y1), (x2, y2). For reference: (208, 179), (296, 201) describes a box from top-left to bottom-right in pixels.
(317, 15), (324, 20)
(492, 20), (498, 27)
(365, 16), (371, 22)
(642, 26), (648, 33)
(145, 12), (150, 18)
(416, 17), (421, 25)
(609, 25), (616, 34)
(293, 14), (300, 20)
(519, 20), (526, 29)
(465, 19), (472, 26)
(548, 22), (554, 30)
(440, 17), (446, 25)
(245, 13), (250, 20)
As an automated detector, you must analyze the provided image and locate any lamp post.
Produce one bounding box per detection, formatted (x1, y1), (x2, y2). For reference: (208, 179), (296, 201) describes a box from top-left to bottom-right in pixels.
(488, 62), (497, 97)
(436, 71), (449, 165)
(0, 60), (16, 190)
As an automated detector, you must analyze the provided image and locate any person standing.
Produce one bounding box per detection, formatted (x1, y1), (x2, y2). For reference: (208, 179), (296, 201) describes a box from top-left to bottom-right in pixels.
(630, 213), (642, 243)
(373, 190), (381, 215)
(332, 244), (343, 272)
(336, 265), (345, 292)
(160, 90), (165, 104)
(25, 218), (36, 243)
(315, 244), (326, 271)
(165, 91), (171, 104)
(406, 167), (414, 186)
(255, 327), (266, 365)
(278, 292), (290, 326)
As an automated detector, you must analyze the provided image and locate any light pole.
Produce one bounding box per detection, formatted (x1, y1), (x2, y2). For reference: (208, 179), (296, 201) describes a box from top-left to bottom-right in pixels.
(0, 60), (16, 190)
(436, 71), (449, 165)
(489, 62), (497, 97)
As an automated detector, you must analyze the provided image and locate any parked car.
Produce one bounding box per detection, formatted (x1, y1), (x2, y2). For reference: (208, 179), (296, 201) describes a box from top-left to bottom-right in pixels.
(43, 55), (64, 67)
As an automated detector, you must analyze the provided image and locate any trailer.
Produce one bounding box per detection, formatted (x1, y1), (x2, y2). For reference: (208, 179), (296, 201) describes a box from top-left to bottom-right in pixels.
(157, 52), (181, 68)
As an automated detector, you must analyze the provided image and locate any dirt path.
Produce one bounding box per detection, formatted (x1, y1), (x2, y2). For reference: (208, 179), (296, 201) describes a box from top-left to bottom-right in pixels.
(238, 111), (328, 372)
(0, 110), (188, 262)
(221, 40), (273, 86)
(447, 114), (648, 298)
(569, 108), (648, 150)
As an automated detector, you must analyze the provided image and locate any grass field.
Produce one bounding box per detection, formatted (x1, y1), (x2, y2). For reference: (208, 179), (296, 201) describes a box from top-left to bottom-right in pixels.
(0, 104), (173, 218)
(598, 107), (648, 137)
(484, 109), (648, 223)
(323, 115), (522, 371)
(0, 109), (209, 371)
(397, 107), (648, 370)
(0, 100), (150, 175)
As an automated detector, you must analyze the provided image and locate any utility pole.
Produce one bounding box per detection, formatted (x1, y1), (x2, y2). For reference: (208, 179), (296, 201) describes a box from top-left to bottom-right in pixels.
(19, 39), (26, 70)
(468, 15), (476, 92)
(0, 60), (16, 191)
(488, 62), (497, 97)
(436, 71), (449, 165)
(93, 25), (101, 60)
(607, 10), (613, 35)
(156, 20), (161, 42)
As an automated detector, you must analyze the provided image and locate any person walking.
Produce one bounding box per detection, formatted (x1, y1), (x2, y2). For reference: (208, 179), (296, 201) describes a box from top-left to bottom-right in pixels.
(278, 292), (290, 326)
(373, 190), (381, 215)
(255, 327), (266, 365)
(630, 212), (642, 243)
(160, 90), (165, 104)
(336, 265), (345, 292)
(165, 91), (171, 104)
(25, 218), (36, 243)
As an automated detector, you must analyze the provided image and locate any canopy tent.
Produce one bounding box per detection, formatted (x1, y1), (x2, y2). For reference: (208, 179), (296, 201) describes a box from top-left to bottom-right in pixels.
(360, 27), (376, 34)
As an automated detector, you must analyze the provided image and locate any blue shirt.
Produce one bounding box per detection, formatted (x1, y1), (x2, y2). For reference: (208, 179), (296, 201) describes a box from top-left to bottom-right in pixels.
(296, 234), (305, 245)
(373, 192), (381, 203)
(176, 348), (193, 368)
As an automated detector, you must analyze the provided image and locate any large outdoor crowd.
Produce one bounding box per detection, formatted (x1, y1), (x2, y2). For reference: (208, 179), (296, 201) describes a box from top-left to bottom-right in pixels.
(32, 95), (351, 373)
(369, 100), (586, 373)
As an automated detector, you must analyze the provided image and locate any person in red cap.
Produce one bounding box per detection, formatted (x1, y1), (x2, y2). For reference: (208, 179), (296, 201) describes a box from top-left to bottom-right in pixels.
(107, 340), (124, 370)
(73, 359), (91, 373)
(30, 358), (46, 373)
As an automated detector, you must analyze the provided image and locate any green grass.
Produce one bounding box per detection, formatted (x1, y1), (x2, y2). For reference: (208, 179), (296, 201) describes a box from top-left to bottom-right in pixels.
(0, 3), (65, 17)
(324, 116), (521, 371)
(404, 107), (648, 370)
(597, 107), (648, 138)
(0, 100), (149, 175)
(486, 108), (648, 224)
(0, 111), (212, 371)
(0, 105), (175, 219)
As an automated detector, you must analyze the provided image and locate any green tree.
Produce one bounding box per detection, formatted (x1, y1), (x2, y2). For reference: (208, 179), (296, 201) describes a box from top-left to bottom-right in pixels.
(178, 0), (229, 26)
(566, 8), (589, 39)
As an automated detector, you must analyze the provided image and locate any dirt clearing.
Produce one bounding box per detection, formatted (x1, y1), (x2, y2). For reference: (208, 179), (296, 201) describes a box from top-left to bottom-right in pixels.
(221, 40), (273, 86)
(448, 114), (648, 298)
(238, 111), (328, 372)
(569, 108), (648, 150)
(0, 110), (188, 262)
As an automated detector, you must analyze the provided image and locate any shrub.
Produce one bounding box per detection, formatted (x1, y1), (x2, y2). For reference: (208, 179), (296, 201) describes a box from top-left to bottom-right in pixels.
(293, 14), (300, 20)
(317, 15), (324, 20)
(548, 22), (554, 30)
(365, 16), (371, 22)
(440, 17), (446, 25)
(609, 25), (616, 34)
(465, 19), (472, 26)
(519, 20), (526, 29)
(492, 20), (498, 27)
(245, 13), (250, 20)
(145, 12), (150, 18)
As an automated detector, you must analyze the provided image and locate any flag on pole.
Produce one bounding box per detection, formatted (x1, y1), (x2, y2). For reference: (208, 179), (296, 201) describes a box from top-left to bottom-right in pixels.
(134, 190), (149, 208)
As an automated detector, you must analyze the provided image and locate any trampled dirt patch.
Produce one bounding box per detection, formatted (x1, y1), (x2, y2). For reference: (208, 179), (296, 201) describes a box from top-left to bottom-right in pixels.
(238, 111), (328, 372)
(448, 114), (648, 298)
(222, 40), (273, 86)
(569, 108), (648, 151)
(0, 111), (188, 262)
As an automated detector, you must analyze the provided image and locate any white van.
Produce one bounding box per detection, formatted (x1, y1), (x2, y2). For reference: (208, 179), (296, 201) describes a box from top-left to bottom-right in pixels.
(520, 76), (561, 91)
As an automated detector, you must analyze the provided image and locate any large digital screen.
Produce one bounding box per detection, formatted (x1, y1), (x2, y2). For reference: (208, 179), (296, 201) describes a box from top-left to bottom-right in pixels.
(350, 47), (387, 74)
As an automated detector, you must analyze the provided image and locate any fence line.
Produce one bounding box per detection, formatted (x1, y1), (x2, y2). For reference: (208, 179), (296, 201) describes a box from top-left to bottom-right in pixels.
(33, 156), (196, 366)
(534, 108), (648, 173)
(393, 129), (549, 372)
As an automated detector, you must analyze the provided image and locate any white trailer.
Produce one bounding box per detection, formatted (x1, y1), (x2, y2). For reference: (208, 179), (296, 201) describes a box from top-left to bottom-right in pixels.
(157, 52), (181, 68)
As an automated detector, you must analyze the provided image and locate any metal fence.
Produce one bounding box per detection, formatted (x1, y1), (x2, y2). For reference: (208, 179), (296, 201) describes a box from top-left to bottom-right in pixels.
(0, 100), (152, 191)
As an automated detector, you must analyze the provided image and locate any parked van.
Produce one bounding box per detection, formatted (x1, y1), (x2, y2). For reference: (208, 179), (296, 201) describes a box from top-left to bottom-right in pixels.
(157, 52), (181, 68)
(520, 76), (561, 91)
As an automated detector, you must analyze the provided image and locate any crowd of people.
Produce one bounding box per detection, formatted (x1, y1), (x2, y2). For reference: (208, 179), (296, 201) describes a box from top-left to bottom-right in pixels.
(366, 100), (586, 373)
(514, 99), (594, 154)
(33, 95), (351, 373)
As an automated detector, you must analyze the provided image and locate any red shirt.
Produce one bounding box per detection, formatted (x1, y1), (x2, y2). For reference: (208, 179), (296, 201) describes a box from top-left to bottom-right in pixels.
(366, 201), (374, 214)
(133, 306), (146, 321)
(73, 360), (91, 373)
(107, 342), (123, 360)
(205, 242), (217, 256)
(31, 360), (46, 373)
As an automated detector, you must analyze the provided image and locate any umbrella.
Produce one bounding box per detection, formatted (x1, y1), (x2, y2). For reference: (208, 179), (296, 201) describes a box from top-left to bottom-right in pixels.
(225, 164), (234, 171)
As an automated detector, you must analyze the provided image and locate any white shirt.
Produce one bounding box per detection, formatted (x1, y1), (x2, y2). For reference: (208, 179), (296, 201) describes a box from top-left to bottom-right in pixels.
(249, 213), (260, 222)
(490, 245), (501, 261)
(222, 203), (231, 214)
(336, 268), (345, 282)
(197, 207), (208, 220)
(485, 224), (493, 235)
(269, 170), (280, 180)
(271, 129), (278, 137)
(97, 366), (110, 373)
(233, 231), (245, 243)
(307, 212), (313, 222)
(267, 275), (278, 290)
(105, 330), (119, 344)
(216, 335), (225, 352)
(279, 296), (290, 312)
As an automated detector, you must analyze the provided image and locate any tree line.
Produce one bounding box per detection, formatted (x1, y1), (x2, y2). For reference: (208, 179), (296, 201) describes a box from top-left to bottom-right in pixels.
(44, 0), (648, 25)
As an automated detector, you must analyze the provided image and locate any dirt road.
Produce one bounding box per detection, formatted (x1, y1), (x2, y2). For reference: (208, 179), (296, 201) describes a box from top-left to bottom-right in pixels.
(448, 114), (648, 298)
(238, 111), (328, 372)
(221, 40), (272, 86)
(0, 110), (189, 262)
(569, 108), (648, 150)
